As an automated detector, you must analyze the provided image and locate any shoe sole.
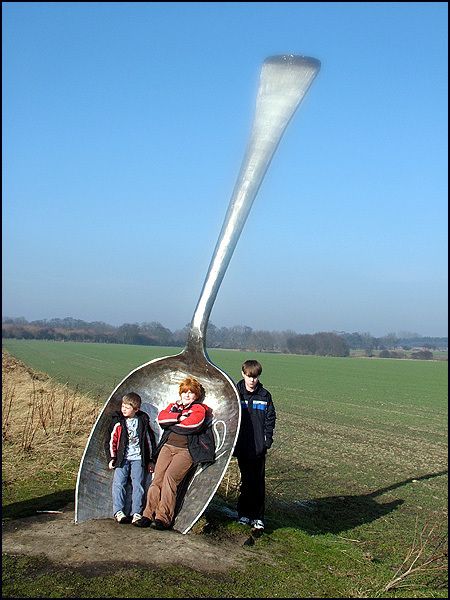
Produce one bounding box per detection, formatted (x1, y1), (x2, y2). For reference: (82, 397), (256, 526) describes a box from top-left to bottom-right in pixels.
(151, 520), (170, 530)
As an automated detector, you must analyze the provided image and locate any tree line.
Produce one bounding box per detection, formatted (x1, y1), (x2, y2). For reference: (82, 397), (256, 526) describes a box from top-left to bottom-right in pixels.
(2, 317), (447, 358)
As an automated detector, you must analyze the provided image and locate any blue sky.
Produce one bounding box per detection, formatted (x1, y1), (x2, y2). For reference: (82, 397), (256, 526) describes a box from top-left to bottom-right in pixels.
(2, 2), (448, 337)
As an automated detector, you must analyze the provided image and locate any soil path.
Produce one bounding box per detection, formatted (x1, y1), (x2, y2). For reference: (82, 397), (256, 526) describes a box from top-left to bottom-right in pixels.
(2, 507), (247, 573)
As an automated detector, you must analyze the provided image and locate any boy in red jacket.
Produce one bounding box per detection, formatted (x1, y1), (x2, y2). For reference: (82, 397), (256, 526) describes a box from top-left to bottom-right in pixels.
(136, 376), (215, 530)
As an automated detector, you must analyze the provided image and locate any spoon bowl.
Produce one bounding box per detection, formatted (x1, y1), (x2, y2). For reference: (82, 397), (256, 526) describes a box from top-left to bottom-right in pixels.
(75, 55), (320, 533)
(75, 342), (238, 533)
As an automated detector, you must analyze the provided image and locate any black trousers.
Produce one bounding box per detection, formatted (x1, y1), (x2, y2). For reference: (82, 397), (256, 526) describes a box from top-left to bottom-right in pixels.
(236, 454), (266, 521)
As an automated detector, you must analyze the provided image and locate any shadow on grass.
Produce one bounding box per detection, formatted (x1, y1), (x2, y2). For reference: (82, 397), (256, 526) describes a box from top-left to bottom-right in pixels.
(4, 470), (447, 539)
(268, 470), (448, 535)
(2, 489), (75, 520)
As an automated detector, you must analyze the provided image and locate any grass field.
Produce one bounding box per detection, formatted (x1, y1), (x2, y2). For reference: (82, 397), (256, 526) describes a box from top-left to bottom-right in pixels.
(2, 339), (448, 598)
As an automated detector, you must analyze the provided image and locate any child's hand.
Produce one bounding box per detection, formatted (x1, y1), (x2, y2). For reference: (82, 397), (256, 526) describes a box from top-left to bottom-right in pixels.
(148, 461), (155, 473)
(108, 459), (115, 470)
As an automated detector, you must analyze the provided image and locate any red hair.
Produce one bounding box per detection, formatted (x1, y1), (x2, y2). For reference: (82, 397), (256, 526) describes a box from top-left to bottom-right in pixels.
(178, 376), (202, 400)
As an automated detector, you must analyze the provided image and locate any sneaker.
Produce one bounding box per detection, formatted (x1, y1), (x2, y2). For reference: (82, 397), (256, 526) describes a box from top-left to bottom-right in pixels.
(238, 516), (251, 525)
(251, 519), (264, 530)
(114, 510), (128, 524)
(132, 513), (142, 524)
(133, 516), (152, 528)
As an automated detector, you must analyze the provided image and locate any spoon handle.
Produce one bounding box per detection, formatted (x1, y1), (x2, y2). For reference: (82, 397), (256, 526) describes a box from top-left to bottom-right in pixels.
(188, 55), (320, 349)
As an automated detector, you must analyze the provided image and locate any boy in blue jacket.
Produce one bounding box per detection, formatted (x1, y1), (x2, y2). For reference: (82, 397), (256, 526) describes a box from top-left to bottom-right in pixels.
(233, 360), (276, 531)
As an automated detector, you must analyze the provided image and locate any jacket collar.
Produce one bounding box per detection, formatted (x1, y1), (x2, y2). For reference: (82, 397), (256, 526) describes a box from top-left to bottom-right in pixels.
(237, 379), (266, 397)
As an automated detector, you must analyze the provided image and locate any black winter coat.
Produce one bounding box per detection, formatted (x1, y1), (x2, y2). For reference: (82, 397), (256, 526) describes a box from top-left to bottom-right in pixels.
(233, 380), (276, 459)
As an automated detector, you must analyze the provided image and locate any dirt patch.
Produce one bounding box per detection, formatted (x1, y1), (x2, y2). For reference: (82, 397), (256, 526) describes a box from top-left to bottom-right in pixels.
(2, 505), (248, 573)
(2, 350), (250, 573)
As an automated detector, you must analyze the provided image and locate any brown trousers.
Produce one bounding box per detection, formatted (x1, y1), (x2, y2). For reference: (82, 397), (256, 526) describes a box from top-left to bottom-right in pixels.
(143, 444), (193, 526)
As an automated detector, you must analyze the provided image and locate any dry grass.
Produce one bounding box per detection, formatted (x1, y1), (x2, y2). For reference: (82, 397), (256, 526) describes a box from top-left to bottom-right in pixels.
(2, 350), (100, 489)
(218, 456), (241, 501)
(381, 518), (448, 593)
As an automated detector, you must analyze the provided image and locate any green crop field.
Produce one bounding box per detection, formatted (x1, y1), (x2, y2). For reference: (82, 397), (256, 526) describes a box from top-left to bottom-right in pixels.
(3, 339), (448, 597)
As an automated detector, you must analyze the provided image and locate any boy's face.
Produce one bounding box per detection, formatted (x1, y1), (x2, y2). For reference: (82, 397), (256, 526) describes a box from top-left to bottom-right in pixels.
(121, 402), (138, 418)
(179, 389), (198, 406)
(242, 371), (259, 392)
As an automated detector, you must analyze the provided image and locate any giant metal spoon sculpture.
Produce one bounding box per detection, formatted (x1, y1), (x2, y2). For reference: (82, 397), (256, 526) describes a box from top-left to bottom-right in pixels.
(75, 55), (320, 534)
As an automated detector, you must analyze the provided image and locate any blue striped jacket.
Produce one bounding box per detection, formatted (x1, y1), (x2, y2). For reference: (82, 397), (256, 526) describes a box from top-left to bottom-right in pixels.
(233, 380), (276, 458)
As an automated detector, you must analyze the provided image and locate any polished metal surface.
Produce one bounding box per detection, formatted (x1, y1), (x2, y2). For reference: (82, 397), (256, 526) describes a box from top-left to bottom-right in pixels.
(75, 54), (320, 534)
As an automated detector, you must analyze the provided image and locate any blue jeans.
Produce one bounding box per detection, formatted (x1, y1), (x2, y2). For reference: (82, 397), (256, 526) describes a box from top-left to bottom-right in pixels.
(112, 459), (145, 516)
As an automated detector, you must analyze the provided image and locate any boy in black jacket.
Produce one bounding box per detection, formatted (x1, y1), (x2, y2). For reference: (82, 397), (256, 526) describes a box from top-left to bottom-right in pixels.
(233, 360), (276, 531)
(105, 392), (156, 526)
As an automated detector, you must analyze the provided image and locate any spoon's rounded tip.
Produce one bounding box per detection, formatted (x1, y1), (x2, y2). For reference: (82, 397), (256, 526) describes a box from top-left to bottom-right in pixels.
(264, 54), (321, 71)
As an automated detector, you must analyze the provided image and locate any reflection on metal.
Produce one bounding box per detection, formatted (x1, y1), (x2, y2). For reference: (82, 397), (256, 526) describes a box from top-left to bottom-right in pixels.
(75, 351), (239, 534)
(75, 55), (320, 534)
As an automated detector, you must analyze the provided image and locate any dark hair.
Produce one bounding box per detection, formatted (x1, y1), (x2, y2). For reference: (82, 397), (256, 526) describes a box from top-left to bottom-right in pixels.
(242, 360), (262, 377)
(122, 392), (142, 410)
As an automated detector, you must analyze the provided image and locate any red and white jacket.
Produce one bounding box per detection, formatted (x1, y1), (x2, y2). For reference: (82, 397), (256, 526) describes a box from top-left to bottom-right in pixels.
(158, 401), (206, 434)
(104, 410), (156, 468)
(155, 400), (215, 465)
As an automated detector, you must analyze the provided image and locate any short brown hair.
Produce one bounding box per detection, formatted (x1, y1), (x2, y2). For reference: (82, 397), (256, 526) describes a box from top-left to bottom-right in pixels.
(242, 360), (262, 377)
(178, 376), (203, 400)
(122, 392), (142, 411)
